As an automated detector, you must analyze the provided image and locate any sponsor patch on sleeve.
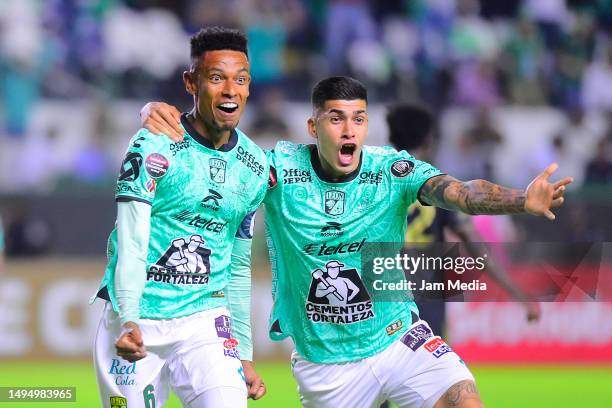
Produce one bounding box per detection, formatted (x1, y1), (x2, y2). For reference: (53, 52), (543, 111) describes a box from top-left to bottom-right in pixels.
(145, 179), (156, 193)
(145, 153), (169, 178)
(390, 159), (414, 178)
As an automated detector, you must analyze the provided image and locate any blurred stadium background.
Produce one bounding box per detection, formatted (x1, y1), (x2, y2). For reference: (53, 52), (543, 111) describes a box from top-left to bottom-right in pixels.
(0, 0), (611, 406)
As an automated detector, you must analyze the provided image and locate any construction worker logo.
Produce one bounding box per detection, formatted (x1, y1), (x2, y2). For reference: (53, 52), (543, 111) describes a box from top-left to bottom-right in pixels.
(305, 260), (374, 324)
(155, 235), (212, 275)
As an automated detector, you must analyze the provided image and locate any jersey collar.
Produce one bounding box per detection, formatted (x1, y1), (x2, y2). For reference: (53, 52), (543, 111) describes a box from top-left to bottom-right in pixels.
(181, 113), (238, 152)
(310, 145), (363, 183)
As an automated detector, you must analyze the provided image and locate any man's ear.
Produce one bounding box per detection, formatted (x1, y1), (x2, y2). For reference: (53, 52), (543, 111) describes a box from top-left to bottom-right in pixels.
(307, 117), (317, 140)
(183, 70), (196, 96)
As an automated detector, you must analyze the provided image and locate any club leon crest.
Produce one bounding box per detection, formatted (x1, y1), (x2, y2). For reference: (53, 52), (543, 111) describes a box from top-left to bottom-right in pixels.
(209, 158), (227, 183)
(324, 190), (345, 216)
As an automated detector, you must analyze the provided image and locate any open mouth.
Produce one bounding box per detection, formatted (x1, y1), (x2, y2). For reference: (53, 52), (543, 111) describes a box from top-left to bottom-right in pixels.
(217, 102), (238, 114)
(339, 143), (356, 165)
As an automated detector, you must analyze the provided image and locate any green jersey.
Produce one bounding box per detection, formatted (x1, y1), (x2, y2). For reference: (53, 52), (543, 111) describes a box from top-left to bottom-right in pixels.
(97, 117), (268, 320)
(264, 141), (442, 363)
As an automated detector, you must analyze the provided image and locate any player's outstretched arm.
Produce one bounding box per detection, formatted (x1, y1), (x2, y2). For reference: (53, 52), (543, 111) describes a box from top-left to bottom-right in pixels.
(419, 164), (573, 220)
(114, 200), (151, 362)
(140, 102), (183, 141)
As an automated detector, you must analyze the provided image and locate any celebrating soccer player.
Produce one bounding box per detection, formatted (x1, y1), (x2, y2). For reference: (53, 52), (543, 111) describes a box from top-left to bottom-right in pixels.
(92, 27), (268, 408)
(142, 75), (572, 408)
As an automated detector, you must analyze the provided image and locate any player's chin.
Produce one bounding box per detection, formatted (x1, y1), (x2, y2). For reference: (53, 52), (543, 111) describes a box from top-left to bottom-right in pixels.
(215, 120), (239, 132)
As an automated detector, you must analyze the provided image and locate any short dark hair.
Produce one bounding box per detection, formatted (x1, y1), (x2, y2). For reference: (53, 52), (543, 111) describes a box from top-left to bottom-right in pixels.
(386, 103), (435, 151)
(311, 76), (367, 112)
(190, 26), (248, 63)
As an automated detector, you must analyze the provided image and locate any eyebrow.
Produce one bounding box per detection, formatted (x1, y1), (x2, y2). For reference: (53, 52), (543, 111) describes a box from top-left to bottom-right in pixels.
(327, 109), (367, 116)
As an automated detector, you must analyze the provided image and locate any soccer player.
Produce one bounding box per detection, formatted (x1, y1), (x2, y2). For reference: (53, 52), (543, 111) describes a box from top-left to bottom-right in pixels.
(92, 27), (269, 408)
(387, 103), (541, 338)
(142, 76), (572, 407)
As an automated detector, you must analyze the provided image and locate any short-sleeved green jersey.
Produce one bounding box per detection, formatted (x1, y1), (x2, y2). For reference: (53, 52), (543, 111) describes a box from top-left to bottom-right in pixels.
(97, 117), (268, 320)
(264, 141), (442, 363)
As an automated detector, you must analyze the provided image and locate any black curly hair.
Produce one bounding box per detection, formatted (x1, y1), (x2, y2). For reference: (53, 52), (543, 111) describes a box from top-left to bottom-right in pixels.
(190, 26), (248, 66)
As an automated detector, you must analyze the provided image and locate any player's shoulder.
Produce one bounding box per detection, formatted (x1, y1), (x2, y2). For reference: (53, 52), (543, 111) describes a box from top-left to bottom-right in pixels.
(363, 145), (416, 173)
(235, 128), (267, 159)
(271, 140), (309, 156)
(267, 140), (311, 165)
(127, 128), (174, 153)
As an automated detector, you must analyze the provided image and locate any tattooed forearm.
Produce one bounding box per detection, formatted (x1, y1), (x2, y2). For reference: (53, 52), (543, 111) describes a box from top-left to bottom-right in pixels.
(420, 175), (526, 215)
(443, 380), (481, 407)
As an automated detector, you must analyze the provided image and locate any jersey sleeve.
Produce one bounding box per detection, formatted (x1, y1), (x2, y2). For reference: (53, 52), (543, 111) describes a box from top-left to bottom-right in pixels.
(245, 151), (272, 213)
(115, 129), (171, 205)
(227, 215), (256, 360)
(389, 151), (444, 205)
(115, 200), (151, 325)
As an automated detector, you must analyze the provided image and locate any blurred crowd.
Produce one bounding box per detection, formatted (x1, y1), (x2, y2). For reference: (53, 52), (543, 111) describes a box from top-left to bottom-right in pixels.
(0, 0), (611, 255)
(0, 0), (611, 192)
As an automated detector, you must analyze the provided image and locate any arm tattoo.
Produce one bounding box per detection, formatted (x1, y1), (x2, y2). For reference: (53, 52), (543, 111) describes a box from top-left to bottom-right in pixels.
(420, 175), (526, 215)
(444, 380), (480, 407)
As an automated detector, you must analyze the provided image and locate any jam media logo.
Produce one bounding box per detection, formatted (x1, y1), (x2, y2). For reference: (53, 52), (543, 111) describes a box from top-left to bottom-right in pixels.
(201, 189), (223, 210)
(110, 396), (127, 408)
(118, 152), (142, 181)
(209, 158), (227, 183)
(324, 190), (345, 216)
(305, 260), (374, 324)
(109, 359), (136, 386)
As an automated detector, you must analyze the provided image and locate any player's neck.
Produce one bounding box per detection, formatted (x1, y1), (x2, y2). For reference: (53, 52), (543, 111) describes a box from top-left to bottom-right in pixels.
(310, 146), (362, 183)
(186, 111), (231, 149)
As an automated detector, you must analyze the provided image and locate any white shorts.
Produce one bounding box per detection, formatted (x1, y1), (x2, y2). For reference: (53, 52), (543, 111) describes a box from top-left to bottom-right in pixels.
(94, 303), (246, 408)
(292, 319), (474, 408)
